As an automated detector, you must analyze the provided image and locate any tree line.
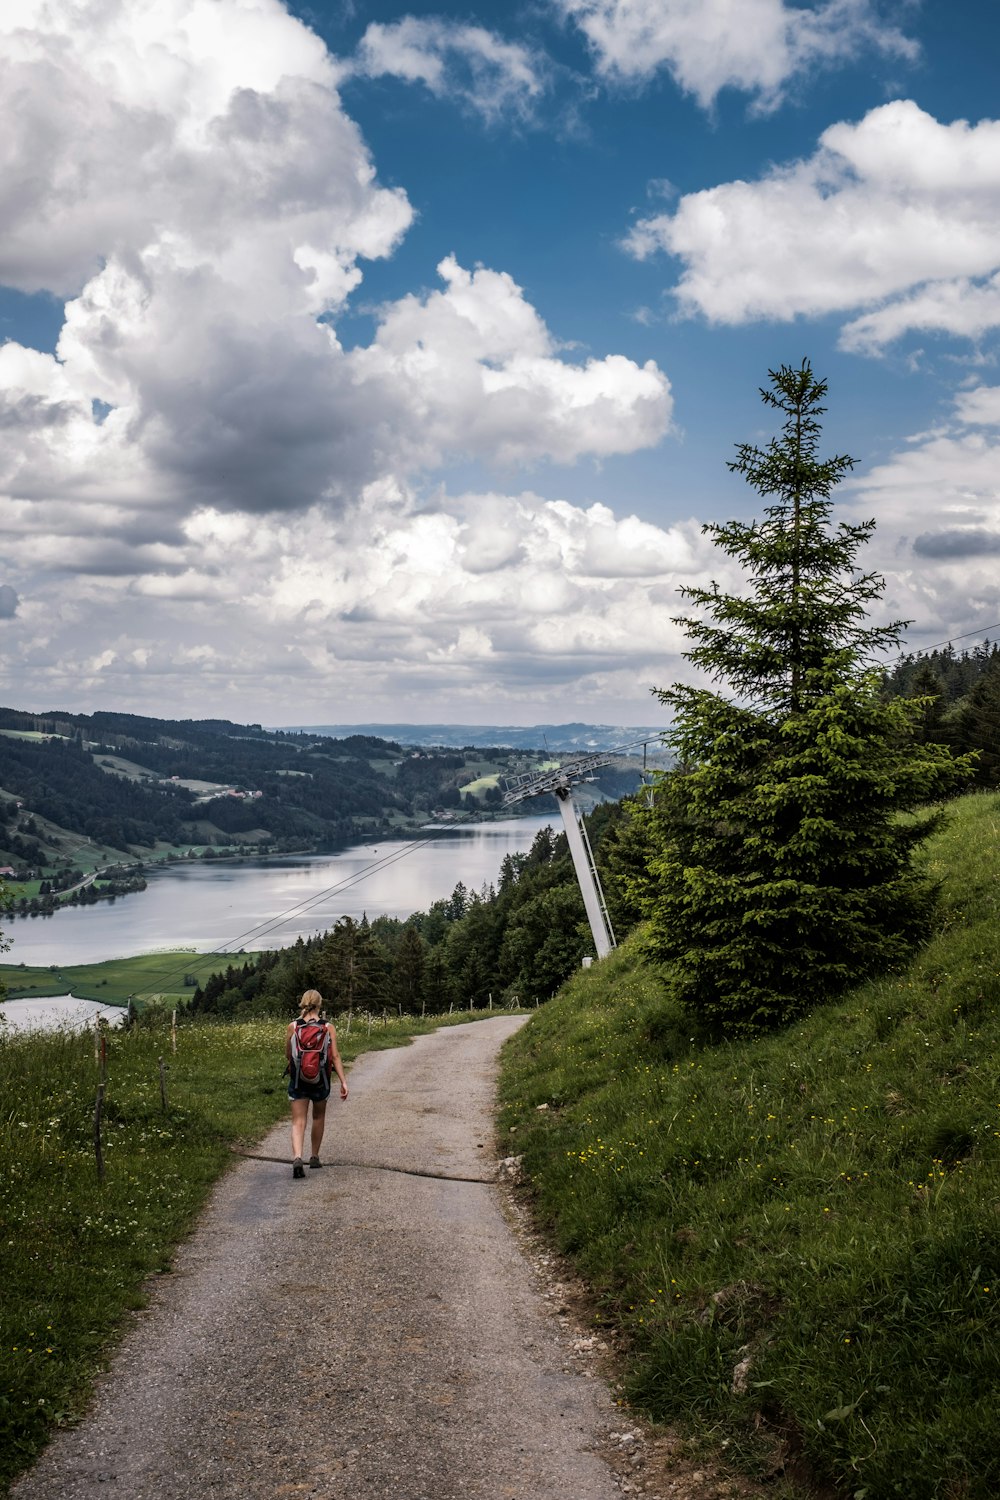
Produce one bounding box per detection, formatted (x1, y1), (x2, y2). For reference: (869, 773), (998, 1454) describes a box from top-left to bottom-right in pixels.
(882, 642), (1000, 786)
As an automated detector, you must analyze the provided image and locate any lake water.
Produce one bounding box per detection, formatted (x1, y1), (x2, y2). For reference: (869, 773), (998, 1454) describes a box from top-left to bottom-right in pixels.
(2, 815), (554, 968)
(0, 994), (128, 1032)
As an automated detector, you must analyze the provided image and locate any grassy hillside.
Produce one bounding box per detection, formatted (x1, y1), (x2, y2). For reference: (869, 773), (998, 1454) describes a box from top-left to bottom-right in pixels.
(499, 790), (1000, 1498)
(0, 951), (260, 1005)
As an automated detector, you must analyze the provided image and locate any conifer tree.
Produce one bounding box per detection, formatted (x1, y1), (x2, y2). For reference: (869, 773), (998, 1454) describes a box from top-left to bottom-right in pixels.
(957, 656), (1000, 786)
(643, 361), (970, 1034)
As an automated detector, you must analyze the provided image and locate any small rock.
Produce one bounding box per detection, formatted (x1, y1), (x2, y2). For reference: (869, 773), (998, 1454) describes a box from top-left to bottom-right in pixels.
(731, 1345), (754, 1395)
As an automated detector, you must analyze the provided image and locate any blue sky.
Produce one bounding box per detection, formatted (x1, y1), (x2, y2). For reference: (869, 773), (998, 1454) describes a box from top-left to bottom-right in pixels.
(1, 0), (999, 726)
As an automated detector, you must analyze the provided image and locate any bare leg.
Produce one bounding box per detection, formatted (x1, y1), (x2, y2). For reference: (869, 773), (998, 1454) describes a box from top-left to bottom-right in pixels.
(290, 1098), (309, 1160)
(310, 1099), (327, 1161)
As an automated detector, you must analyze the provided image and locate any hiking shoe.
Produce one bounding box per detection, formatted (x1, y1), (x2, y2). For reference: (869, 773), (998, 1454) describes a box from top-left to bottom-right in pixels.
(308, 1156), (323, 1170)
(292, 1158), (305, 1179)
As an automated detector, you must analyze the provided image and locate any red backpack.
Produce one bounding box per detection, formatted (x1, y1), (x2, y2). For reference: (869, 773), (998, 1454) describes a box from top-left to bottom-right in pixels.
(289, 1019), (331, 1089)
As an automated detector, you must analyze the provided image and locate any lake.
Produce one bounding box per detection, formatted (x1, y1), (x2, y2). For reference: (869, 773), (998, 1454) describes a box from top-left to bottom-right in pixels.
(0, 995), (128, 1032)
(2, 815), (555, 967)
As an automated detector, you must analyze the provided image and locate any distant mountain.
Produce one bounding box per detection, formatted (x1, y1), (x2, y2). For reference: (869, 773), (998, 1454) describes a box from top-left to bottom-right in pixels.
(283, 722), (666, 752)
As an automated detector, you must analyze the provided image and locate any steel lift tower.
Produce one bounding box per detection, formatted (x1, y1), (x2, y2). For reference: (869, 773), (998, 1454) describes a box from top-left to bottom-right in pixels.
(502, 753), (617, 960)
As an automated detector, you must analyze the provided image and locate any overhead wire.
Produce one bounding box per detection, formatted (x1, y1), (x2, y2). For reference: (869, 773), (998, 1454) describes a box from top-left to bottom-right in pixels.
(882, 619), (1000, 666)
(133, 833), (443, 999)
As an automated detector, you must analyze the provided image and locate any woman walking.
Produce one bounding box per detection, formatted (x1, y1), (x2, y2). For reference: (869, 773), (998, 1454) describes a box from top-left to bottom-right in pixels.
(286, 989), (348, 1179)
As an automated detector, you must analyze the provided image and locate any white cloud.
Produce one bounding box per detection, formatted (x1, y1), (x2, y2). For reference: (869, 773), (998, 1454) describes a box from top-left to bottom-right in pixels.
(841, 275), (1000, 353)
(346, 15), (547, 122)
(625, 100), (1000, 349)
(350, 258), (672, 467)
(553, 0), (915, 109)
(0, 4), (670, 538)
(0, 0), (679, 721)
(0, 486), (716, 719)
(955, 385), (1000, 427)
(837, 385), (1000, 649)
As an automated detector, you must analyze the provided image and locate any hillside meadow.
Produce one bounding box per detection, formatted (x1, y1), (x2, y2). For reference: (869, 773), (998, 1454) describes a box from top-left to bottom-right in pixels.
(499, 790), (1000, 1499)
(0, 950), (260, 1005)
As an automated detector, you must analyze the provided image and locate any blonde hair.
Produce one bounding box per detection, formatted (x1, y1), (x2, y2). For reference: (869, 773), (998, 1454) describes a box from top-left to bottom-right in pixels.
(299, 989), (323, 1017)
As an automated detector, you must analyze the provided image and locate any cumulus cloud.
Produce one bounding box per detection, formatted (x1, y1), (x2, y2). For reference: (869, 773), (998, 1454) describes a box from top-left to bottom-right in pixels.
(552, 0), (915, 109)
(625, 100), (1000, 349)
(345, 16), (547, 122)
(837, 383), (1000, 649)
(0, 0), (680, 720)
(0, 487), (717, 718)
(0, 2), (671, 546)
(350, 257), (672, 468)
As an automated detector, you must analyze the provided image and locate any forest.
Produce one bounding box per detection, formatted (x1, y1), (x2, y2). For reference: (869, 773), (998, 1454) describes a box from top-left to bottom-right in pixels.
(0, 710), (573, 884)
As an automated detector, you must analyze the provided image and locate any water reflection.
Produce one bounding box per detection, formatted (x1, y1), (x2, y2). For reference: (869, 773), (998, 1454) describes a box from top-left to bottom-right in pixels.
(4, 815), (554, 967)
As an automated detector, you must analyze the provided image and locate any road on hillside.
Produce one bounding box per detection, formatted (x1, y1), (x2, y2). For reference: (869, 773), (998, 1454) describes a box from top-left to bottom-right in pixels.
(12, 1017), (626, 1500)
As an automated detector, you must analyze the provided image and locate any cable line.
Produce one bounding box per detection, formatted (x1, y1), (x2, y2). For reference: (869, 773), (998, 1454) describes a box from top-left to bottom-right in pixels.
(888, 620), (1000, 663)
(133, 834), (442, 1000)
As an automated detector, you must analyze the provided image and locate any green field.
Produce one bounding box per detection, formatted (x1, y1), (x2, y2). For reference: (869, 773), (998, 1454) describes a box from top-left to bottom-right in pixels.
(0, 952), (260, 1005)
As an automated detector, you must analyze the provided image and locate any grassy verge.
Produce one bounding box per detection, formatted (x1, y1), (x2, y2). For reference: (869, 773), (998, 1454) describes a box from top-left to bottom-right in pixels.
(0, 1006), (502, 1494)
(498, 791), (1000, 1499)
(0, 951), (260, 1005)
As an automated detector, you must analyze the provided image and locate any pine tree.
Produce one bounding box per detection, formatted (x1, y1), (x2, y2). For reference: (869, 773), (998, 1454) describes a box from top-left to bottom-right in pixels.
(906, 661), (950, 747)
(318, 916), (386, 1011)
(957, 657), (1000, 786)
(643, 361), (971, 1034)
(391, 924), (426, 1013)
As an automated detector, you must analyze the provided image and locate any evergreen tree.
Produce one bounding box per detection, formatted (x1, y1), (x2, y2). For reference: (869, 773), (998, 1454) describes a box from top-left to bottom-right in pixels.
(906, 661), (950, 747)
(391, 924), (426, 1013)
(957, 657), (1000, 786)
(318, 916), (387, 1011)
(421, 944), (453, 1014)
(643, 361), (970, 1034)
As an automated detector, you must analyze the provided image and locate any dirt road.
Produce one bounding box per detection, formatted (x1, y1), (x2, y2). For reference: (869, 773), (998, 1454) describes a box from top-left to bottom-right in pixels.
(12, 1017), (626, 1500)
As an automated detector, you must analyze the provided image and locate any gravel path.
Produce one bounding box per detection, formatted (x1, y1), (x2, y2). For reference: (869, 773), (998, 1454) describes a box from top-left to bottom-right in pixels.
(13, 1017), (623, 1500)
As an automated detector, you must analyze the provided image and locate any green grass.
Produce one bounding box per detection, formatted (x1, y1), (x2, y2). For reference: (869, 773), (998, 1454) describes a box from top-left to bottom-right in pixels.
(0, 1006), (507, 1494)
(0, 952), (261, 1005)
(498, 790), (1000, 1499)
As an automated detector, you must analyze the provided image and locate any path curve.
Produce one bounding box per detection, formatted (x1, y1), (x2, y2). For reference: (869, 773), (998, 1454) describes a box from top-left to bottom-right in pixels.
(13, 1017), (622, 1500)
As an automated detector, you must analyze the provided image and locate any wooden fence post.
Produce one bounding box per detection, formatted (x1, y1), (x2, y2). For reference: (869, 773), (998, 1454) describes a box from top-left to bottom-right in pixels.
(158, 1056), (168, 1112)
(94, 1084), (105, 1183)
(171, 1010), (177, 1054)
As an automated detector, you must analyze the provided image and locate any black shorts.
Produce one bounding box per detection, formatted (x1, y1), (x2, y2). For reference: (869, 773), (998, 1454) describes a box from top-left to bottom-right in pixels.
(287, 1077), (331, 1103)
